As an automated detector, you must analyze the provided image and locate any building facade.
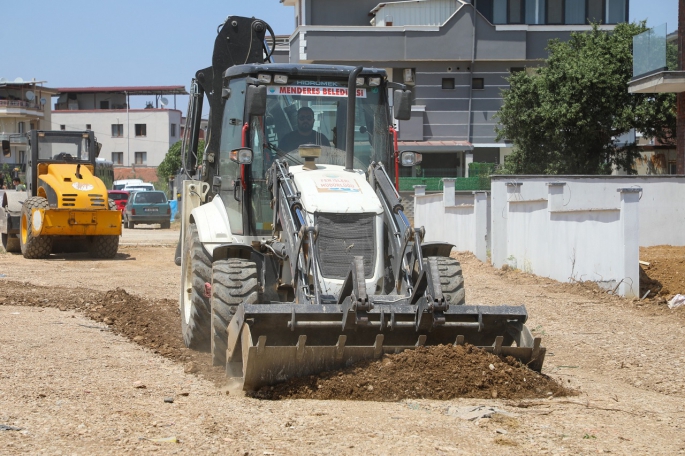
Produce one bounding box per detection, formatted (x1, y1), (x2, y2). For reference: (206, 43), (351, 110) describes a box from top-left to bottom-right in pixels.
(51, 86), (187, 169)
(0, 79), (57, 173)
(280, 0), (628, 177)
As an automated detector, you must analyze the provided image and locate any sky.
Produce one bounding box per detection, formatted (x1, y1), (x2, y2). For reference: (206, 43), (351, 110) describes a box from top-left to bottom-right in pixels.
(0, 0), (678, 117)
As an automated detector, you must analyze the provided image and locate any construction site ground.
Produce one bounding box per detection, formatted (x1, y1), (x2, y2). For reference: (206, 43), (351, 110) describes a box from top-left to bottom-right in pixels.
(1, 227), (684, 455)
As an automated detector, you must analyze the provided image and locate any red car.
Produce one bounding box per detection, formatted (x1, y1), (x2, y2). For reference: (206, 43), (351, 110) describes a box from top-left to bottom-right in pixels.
(108, 190), (130, 213)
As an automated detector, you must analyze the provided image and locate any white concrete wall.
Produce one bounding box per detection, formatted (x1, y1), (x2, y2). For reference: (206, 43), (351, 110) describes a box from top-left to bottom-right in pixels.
(52, 109), (182, 167)
(489, 176), (655, 298)
(413, 179), (490, 262)
(414, 176), (685, 298)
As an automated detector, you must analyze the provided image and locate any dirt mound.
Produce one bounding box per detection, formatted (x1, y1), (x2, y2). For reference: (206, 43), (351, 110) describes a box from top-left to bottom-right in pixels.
(256, 344), (573, 401)
(0, 281), (227, 385)
(1, 280), (572, 401)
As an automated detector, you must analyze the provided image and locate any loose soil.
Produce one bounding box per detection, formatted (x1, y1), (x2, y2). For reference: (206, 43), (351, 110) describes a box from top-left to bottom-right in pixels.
(0, 280), (569, 402)
(258, 345), (572, 401)
(639, 245), (685, 301)
(2, 237), (685, 454)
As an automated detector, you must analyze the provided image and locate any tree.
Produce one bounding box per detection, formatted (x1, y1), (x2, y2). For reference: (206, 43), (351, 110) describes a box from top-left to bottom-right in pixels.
(495, 23), (676, 175)
(157, 139), (205, 183)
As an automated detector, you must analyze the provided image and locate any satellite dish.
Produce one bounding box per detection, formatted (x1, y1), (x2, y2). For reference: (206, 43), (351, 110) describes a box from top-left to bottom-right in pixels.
(14, 77), (24, 83)
(40, 97), (47, 105)
(0, 78), (7, 84)
(160, 97), (169, 107)
(26, 91), (35, 101)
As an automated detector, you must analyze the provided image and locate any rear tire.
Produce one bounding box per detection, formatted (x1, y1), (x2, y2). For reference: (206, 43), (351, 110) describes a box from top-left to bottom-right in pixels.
(180, 224), (212, 350)
(88, 236), (119, 259)
(434, 257), (465, 305)
(161, 221), (170, 229)
(126, 218), (134, 229)
(211, 259), (259, 367)
(19, 197), (52, 259)
(2, 233), (20, 253)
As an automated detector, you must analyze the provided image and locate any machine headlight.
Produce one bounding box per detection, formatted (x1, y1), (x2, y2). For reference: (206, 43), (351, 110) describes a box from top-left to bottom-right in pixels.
(356, 77), (365, 86)
(400, 151), (422, 167)
(230, 148), (253, 164)
(273, 74), (288, 84)
(257, 74), (272, 84)
(368, 77), (381, 87)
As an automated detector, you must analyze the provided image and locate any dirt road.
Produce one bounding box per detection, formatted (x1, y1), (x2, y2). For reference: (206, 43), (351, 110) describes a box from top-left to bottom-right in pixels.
(1, 228), (684, 455)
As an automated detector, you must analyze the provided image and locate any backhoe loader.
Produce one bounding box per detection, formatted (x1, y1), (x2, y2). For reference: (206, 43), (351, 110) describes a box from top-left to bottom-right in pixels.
(177, 15), (545, 390)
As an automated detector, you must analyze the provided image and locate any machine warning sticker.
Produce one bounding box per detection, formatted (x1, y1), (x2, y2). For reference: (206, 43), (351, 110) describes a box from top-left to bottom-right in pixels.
(72, 182), (94, 191)
(314, 176), (360, 193)
(267, 85), (366, 98)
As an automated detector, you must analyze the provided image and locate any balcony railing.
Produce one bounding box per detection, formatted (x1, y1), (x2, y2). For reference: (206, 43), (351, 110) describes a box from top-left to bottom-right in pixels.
(633, 23), (667, 79)
(0, 99), (43, 110)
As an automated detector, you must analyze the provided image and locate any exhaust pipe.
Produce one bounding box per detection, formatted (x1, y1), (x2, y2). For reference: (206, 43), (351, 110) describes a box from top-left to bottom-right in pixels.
(345, 66), (363, 172)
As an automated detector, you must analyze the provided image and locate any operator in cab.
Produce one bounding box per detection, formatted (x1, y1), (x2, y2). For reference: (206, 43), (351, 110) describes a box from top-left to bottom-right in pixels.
(279, 107), (330, 152)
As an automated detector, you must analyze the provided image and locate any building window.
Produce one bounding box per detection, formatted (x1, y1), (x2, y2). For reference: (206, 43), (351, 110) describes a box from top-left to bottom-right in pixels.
(565, 0), (585, 24)
(170, 124), (177, 137)
(668, 161), (677, 175)
(100, 100), (110, 109)
(17, 122), (24, 133)
(19, 151), (25, 163)
(547, 0), (563, 24)
(134, 152), (147, 165)
(112, 152), (123, 165)
(442, 78), (455, 90)
(60, 125), (66, 131)
(86, 124), (91, 130)
(111, 124), (123, 137)
(508, 0), (524, 23)
(607, 0), (625, 23)
(586, 0), (604, 23)
(135, 124), (147, 137)
(472, 78), (485, 90)
(29, 122), (35, 130)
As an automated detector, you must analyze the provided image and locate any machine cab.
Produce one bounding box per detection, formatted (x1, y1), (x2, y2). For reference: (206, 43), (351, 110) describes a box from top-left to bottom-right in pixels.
(217, 65), (396, 239)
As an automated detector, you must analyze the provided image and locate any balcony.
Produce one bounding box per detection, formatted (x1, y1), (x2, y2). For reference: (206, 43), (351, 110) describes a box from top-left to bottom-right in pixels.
(0, 99), (45, 117)
(628, 24), (684, 94)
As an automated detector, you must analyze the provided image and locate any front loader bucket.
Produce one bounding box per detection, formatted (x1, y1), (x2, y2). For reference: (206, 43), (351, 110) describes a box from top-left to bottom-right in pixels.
(226, 302), (546, 391)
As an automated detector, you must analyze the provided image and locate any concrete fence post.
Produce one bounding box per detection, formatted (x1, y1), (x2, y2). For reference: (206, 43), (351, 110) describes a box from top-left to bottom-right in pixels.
(546, 181), (566, 213)
(413, 185), (426, 197)
(617, 187), (641, 298)
(442, 178), (455, 206)
(473, 191), (488, 262)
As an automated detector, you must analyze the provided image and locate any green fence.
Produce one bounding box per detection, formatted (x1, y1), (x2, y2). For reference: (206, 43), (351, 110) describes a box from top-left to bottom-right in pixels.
(400, 163), (495, 192)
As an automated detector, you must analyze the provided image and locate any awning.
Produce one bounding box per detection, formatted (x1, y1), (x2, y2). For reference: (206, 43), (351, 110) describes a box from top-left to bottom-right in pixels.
(397, 140), (473, 152)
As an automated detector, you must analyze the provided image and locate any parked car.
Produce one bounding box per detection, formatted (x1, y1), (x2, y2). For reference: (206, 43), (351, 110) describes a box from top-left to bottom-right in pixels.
(123, 190), (171, 229)
(107, 190), (130, 213)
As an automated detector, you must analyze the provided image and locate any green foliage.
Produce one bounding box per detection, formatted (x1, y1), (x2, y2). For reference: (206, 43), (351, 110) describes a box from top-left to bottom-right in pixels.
(157, 139), (205, 183)
(667, 40), (678, 71)
(495, 23), (676, 175)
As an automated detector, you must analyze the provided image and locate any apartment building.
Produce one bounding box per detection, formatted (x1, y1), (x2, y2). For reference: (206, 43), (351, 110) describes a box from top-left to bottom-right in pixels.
(0, 78), (57, 171)
(280, 0), (628, 177)
(51, 86), (187, 168)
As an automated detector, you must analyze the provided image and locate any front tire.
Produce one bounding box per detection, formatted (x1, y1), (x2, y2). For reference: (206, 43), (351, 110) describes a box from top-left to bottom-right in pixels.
(19, 197), (52, 259)
(180, 224), (212, 350)
(434, 257), (465, 305)
(211, 259), (259, 367)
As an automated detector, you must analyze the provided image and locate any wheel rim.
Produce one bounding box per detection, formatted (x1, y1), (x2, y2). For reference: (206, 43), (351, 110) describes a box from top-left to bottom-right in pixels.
(20, 212), (29, 245)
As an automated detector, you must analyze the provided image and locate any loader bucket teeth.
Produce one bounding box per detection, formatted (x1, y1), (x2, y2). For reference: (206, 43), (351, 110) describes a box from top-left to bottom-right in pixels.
(226, 302), (546, 391)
